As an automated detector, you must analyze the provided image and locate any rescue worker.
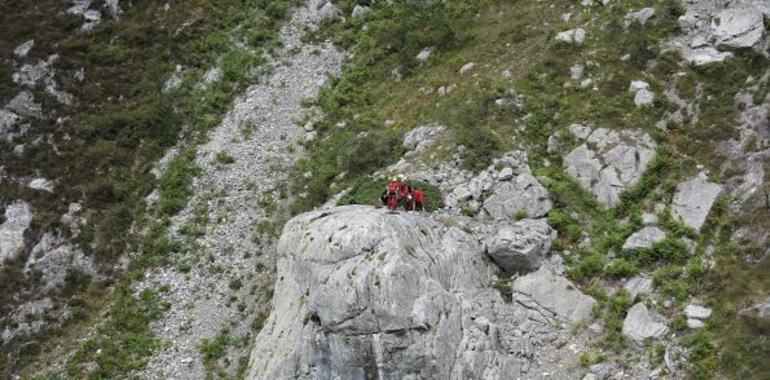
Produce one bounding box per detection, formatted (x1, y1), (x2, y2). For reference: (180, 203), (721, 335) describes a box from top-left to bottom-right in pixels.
(380, 176), (401, 207)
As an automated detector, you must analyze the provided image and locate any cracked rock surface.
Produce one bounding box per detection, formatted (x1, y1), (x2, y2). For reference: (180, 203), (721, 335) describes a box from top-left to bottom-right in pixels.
(247, 205), (594, 380)
(561, 124), (656, 207)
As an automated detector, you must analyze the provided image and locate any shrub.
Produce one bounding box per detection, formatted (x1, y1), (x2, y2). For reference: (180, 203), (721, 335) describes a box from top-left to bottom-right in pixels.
(604, 258), (638, 279)
(568, 253), (605, 281)
(493, 271), (513, 303)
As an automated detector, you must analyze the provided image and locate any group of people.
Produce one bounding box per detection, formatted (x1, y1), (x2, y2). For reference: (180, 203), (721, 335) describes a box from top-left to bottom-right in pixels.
(380, 175), (426, 211)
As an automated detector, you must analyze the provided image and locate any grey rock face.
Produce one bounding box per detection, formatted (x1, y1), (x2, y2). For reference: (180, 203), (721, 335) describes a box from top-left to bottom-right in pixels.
(711, 8), (765, 50)
(0, 201), (33, 263)
(672, 177), (722, 231)
(512, 267), (596, 324)
(485, 219), (556, 272)
(555, 28), (586, 44)
(622, 226), (665, 250)
(483, 172), (552, 219)
(562, 126), (656, 206)
(247, 206), (534, 379)
(622, 303), (668, 342)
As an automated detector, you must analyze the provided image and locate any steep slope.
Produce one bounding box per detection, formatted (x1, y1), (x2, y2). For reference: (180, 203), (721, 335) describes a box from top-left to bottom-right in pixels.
(133, 3), (344, 378)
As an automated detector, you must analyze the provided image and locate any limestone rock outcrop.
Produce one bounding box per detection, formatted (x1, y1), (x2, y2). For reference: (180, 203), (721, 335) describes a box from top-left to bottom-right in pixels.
(561, 125), (656, 206)
(246, 205), (592, 379)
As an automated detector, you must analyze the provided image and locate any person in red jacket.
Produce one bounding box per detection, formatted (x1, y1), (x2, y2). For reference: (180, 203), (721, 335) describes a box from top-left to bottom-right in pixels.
(381, 176), (401, 209)
(413, 188), (426, 211)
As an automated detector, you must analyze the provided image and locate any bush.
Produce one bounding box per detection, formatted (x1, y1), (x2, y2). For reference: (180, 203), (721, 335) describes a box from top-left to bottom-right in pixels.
(568, 253), (605, 281)
(604, 258), (638, 279)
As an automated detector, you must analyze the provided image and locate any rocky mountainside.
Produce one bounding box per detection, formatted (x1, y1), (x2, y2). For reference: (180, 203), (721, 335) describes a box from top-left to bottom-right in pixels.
(2, 0), (769, 379)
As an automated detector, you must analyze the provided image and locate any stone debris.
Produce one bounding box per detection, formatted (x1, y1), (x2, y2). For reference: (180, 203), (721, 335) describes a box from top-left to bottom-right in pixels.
(134, 2), (345, 378)
(622, 226), (666, 250)
(622, 303), (668, 342)
(562, 125), (656, 206)
(672, 176), (722, 231)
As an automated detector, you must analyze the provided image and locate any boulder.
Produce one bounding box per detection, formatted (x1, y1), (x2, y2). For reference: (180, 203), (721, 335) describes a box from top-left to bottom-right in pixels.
(685, 304), (712, 320)
(623, 276), (653, 298)
(711, 8), (765, 50)
(624, 8), (656, 27)
(14, 40), (34, 58)
(622, 226), (665, 250)
(483, 173), (552, 219)
(562, 127), (656, 206)
(485, 219), (556, 272)
(351, 5), (370, 19)
(629, 80), (654, 107)
(416, 47), (434, 62)
(0, 201), (33, 263)
(622, 303), (668, 342)
(672, 177), (722, 231)
(512, 267), (596, 324)
(683, 47), (734, 66)
(555, 28), (586, 44)
(28, 178), (54, 192)
(246, 206), (538, 379)
(459, 62), (476, 74)
(7, 91), (42, 118)
(318, 1), (341, 21)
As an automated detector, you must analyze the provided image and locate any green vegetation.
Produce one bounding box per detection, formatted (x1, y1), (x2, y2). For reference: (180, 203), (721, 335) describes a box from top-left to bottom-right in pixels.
(287, 2), (770, 375)
(66, 286), (169, 378)
(6, 0), (300, 376)
(492, 271), (513, 303)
